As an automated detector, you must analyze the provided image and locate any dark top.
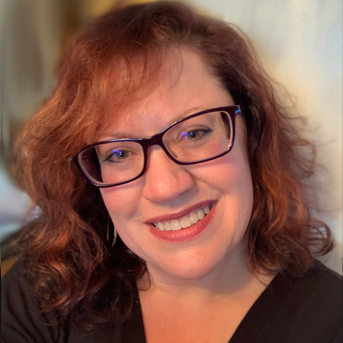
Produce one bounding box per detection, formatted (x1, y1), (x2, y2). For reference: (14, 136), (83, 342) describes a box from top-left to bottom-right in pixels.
(1, 258), (342, 343)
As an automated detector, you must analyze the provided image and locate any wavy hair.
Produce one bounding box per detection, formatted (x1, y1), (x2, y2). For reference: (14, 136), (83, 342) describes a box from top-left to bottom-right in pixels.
(12, 0), (333, 330)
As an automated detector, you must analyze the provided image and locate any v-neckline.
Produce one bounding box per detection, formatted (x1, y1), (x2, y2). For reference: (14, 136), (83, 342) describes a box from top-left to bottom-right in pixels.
(128, 270), (293, 343)
(229, 270), (295, 342)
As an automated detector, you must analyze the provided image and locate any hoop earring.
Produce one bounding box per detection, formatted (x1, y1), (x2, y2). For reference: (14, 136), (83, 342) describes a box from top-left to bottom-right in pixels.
(107, 218), (117, 247)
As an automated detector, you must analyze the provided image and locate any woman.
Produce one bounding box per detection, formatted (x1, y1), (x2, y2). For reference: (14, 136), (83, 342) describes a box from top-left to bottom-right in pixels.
(2, 1), (341, 342)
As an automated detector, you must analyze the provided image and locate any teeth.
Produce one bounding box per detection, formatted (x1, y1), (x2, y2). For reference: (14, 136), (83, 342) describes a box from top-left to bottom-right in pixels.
(190, 211), (198, 224)
(171, 219), (182, 231)
(164, 221), (172, 231)
(197, 208), (205, 220)
(154, 205), (210, 231)
(180, 216), (192, 229)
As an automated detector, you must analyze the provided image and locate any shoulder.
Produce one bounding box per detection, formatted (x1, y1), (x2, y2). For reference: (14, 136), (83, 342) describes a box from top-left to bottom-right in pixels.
(279, 259), (342, 305)
(1, 256), (66, 343)
(1, 256), (145, 343)
(267, 259), (342, 342)
(304, 259), (341, 286)
(232, 261), (342, 343)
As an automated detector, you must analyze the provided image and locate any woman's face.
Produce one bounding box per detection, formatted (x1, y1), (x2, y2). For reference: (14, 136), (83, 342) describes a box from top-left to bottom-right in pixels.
(100, 49), (254, 284)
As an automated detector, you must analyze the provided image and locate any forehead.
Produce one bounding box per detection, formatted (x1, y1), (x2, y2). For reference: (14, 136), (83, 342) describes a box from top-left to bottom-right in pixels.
(96, 47), (231, 139)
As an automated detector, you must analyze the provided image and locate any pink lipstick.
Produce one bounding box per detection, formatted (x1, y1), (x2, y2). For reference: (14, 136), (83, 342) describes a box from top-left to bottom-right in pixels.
(148, 201), (217, 243)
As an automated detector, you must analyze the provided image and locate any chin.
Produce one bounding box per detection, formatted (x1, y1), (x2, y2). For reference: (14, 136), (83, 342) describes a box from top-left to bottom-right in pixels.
(147, 247), (233, 283)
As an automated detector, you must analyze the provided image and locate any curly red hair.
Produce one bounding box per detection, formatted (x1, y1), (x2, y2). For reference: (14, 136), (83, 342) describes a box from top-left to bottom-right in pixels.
(12, 0), (333, 330)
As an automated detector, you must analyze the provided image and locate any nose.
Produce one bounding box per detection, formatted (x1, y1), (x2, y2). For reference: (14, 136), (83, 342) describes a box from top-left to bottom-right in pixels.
(142, 145), (195, 203)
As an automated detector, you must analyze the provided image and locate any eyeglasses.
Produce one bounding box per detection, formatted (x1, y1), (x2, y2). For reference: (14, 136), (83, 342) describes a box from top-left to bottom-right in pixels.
(74, 105), (241, 188)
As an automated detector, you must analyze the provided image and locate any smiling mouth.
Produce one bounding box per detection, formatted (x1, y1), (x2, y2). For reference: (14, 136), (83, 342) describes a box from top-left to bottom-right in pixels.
(152, 204), (213, 232)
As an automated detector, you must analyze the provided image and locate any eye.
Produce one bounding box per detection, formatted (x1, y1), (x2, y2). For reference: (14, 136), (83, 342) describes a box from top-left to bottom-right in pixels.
(179, 127), (212, 142)
(104, 149), (132, 163)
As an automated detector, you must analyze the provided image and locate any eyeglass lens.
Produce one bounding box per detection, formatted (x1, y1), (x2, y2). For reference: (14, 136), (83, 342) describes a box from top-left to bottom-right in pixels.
(78, 109), (234, 186)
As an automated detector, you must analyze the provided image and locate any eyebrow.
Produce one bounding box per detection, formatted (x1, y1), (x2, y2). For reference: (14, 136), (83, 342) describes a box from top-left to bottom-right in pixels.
(169, 106), (204, 123)
(99, 106), (206, 140)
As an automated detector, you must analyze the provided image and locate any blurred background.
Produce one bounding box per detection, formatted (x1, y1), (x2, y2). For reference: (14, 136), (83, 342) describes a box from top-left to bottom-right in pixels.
(0, 0), (342, 274)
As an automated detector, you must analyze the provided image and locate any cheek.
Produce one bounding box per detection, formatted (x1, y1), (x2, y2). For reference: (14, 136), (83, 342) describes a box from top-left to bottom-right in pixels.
(100, 187), (151, 260)
(100, 185), (142, 224)
(100, 187), (145, 253)
(199, 144), (252, 195)
(206, 133), (254, 229)
(219, 157), (253, 219)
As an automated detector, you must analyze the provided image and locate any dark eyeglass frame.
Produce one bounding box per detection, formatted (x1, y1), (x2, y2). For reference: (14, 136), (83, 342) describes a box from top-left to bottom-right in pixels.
(74, 105), (242, 188)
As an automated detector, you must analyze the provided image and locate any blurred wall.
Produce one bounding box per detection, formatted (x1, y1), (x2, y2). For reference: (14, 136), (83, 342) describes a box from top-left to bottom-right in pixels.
(0, 0), (341, 273)
(0, 0), (65, 243)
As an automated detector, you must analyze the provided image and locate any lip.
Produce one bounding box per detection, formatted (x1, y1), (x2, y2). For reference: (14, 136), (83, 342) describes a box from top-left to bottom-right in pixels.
(145, 200), (217, 224)
(147, 200), (217, 243)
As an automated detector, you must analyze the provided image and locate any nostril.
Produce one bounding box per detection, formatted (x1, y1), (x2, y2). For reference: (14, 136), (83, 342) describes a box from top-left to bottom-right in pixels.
(142, 162), (195, 203)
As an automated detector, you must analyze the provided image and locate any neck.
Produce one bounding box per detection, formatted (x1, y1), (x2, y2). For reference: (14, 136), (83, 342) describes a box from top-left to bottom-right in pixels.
(137, 247), (270, 302)
(137, 249), (275, 343)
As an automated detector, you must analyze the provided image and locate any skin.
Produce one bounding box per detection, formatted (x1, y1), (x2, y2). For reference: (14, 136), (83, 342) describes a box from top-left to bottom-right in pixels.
(100, 48), (272, 341)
